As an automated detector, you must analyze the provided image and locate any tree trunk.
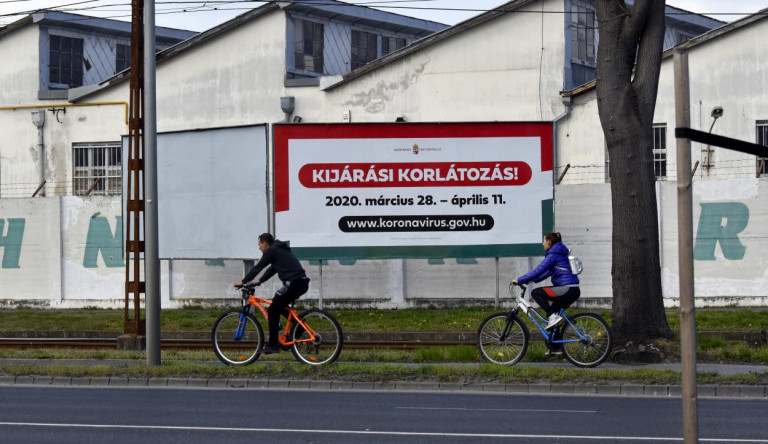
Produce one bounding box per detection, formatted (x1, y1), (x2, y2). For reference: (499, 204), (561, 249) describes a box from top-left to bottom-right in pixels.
(595, 0), (673, 346)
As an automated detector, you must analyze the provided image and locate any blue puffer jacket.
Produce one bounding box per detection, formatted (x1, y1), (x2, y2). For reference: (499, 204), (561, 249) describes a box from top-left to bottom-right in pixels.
(517, 242), (579, 286)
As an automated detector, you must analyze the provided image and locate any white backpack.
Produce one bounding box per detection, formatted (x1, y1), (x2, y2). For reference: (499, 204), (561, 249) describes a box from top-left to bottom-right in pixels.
(557, 250), (583, 275)
(568, 254), (583, 275)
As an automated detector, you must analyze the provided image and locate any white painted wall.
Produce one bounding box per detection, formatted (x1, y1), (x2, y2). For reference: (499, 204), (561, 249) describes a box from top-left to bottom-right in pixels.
(0, 24), (45, 198)
(297, 0), (568, 124)
(555, 180), (768, 307)
(0, 198), (61, 304)
(0, 25), (40, 104)
(3, 181), (767, 308)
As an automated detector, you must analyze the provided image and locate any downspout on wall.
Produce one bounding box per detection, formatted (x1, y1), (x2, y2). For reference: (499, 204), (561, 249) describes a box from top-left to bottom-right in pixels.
(551, 95), (572, 230)
(31, 110), (46, 196)
(552, 97), (572, 183)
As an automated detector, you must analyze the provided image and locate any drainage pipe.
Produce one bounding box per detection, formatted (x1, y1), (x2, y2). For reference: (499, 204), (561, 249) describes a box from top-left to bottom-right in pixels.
(30, 110), (46, 196)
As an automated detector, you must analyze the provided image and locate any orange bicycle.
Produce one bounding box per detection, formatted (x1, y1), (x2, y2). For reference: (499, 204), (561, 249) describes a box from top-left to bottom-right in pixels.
(211, 283), (343, 366)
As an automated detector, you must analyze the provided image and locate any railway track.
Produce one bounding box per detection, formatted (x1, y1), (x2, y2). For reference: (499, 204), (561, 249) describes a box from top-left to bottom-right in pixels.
(1, 329), (752, 350)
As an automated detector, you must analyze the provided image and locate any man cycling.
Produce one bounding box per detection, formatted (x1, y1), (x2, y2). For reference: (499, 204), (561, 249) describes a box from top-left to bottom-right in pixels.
(233, 233), (309, 354)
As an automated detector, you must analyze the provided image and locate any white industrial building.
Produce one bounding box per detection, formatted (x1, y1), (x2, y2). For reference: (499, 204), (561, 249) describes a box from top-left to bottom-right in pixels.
(1, 0), (765, 309)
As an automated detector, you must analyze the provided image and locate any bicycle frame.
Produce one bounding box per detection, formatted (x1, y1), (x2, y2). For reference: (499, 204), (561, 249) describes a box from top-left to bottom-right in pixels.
(513, 284), (585, 347)
(234, 288), (318, 347)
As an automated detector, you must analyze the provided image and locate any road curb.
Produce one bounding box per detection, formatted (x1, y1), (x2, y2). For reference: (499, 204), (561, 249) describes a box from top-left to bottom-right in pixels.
(0, 376), (765, 398)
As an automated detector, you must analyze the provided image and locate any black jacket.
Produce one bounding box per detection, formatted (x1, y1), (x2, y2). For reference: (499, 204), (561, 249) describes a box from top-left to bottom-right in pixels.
(242, 240), (307, 284)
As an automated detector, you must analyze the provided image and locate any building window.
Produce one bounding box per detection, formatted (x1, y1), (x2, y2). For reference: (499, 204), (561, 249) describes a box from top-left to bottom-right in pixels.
(73, 143), (122, 196)
(571, 0), (596, 66)
(294, 19), (324, 73)
(50, 35), (84, 87)
(351, 30), (379, 70)
(116, 43), (130, 73)
(758, 121), (768, 177)
(653, 124), (667, 180)
(382, 36), (406, 56)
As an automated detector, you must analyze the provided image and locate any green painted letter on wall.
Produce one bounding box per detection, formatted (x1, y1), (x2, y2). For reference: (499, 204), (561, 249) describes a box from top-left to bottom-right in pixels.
(694, 203), (749, 261)
(0, 218), (25, 269)
(83, 216), (125, 268)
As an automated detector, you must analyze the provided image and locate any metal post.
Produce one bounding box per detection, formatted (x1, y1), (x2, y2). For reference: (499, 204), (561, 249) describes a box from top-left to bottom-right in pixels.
(144, 0), (161, 366)
(32, 180), (46, 198)
(674, 47), (698, 444)
(318, 260), (324, 310)
(494, 257), (500, 307)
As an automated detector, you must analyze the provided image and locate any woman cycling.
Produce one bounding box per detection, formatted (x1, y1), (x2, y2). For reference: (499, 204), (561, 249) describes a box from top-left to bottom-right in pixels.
(512, 232), (580, 329)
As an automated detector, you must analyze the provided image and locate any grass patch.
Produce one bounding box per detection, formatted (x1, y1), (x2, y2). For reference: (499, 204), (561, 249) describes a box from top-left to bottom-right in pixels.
(3, 360), (767, 386)
(1, 307), (766, 333)
(413, 345), (479, 363)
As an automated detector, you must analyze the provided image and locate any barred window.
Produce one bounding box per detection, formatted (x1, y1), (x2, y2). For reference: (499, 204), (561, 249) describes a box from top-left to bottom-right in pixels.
(50, 34), (84, 88)
(653, 124), (667, 180)
(73, 143), (122, 196)
(758, 121), (768, 177)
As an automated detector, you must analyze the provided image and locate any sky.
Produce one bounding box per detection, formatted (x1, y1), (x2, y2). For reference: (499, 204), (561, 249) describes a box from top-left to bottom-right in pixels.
(0, 1), (767, 32)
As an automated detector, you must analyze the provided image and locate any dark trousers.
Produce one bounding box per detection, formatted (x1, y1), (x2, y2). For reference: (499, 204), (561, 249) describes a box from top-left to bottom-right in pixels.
(267, 278), (309, 347)
(531, 286), (581, 317)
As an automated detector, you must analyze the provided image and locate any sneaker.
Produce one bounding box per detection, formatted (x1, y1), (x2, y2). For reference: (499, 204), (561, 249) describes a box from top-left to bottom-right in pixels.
(258, 345), (280, 355)
(545, 349), (563, 357)
(545, 314), (563, 330)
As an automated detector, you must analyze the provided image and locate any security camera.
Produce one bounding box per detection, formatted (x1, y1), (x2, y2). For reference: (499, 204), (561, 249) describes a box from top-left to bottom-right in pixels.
(711, 106), (723, 119)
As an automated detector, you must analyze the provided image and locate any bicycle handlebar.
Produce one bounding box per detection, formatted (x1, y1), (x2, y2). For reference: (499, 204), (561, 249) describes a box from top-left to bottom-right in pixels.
(234, 282), (260, 300)
(509, 281), (531, 312)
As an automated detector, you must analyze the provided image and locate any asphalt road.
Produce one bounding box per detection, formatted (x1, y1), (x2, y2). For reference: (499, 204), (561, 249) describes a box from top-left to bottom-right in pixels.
(1, 386), (767, 443)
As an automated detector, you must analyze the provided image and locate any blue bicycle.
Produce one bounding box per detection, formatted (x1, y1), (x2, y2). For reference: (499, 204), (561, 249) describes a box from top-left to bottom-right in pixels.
(477, 283), (612, 368)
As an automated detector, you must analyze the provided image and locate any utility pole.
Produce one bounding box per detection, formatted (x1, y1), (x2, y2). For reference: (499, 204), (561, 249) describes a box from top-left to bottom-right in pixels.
(123, 0), (160, 367)
(143, 0), (161, 367)
(673, 47), (698, 444)
(123, 0), (146, 347)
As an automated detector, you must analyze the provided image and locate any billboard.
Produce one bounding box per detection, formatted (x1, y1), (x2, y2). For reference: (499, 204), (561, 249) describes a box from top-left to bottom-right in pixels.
(273, 122), (553, 259)
(122, 124), (269, 260)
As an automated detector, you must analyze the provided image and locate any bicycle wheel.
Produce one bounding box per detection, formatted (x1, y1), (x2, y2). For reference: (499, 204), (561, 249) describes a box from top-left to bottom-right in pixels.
(291, 309), (343, 365)
(211, 311), (264, 365)
(560, 312), (612, 368)
(477, 313), (529, 365)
